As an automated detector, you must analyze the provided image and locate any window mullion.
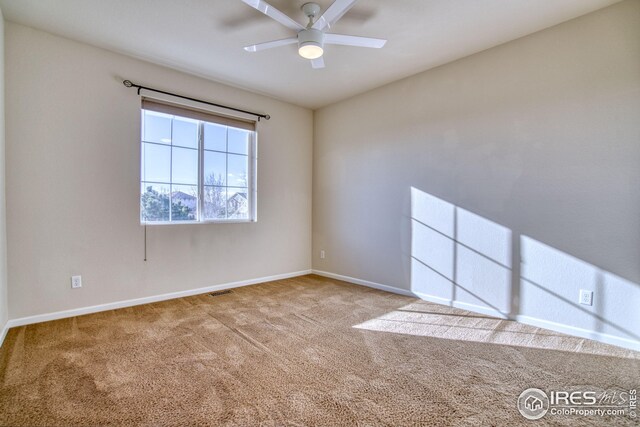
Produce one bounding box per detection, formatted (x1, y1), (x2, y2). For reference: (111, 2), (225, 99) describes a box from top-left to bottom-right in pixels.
(250, 131), (256, 222)
(225, 127), (229, 219)
(198, 121), (204, 222)
(169, 116), (174, 222)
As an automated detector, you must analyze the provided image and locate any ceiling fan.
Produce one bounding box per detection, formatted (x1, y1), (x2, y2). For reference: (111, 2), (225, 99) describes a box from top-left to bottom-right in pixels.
(241, 0), (387, 69)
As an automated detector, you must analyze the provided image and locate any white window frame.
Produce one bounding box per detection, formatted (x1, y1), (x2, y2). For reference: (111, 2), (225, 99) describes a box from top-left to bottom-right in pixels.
(140, 97), (258, 225)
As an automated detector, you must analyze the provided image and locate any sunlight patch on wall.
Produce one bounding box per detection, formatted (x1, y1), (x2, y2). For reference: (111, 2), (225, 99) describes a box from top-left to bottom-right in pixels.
(410, 187), (512, 317)
(521, 236), (640, 342)
(407, 187), (640, 351)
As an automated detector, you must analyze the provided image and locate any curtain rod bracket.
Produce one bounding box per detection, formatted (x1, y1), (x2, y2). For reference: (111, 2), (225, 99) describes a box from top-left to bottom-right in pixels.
(122, 79), (270, 121)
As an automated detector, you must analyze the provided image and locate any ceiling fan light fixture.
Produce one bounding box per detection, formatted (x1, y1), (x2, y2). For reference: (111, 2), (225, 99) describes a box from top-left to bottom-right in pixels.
(298, 43), (323, 59)
(298, 28), (324, 59)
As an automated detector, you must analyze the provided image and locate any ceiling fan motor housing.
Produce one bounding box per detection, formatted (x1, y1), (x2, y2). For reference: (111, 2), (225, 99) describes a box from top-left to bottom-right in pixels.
(298, 28), (324, 59)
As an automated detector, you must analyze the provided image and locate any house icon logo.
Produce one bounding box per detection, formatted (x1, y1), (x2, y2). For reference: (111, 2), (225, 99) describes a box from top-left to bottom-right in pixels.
(518, 388), (549, 420)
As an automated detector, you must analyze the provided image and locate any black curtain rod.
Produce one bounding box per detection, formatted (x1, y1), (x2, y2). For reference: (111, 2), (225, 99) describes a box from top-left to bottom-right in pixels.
(123, 80), (270, 121)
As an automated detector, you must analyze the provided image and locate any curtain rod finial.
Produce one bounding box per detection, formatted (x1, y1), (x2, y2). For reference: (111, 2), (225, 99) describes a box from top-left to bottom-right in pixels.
(123, 80), (133, 88)
(265, 115), (271, 120)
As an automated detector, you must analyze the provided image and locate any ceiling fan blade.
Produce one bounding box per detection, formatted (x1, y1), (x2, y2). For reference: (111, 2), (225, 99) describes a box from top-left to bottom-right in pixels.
(324, 34), (386, 48)
(244, 38), (298, 52)
(312, 0), (358, 30)
(311, 57), (325, 69)
(241, 0), (304, 31)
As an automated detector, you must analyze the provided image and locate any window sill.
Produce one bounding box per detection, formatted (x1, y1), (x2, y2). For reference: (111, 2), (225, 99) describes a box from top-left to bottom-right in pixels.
(140, 219), (255, 226)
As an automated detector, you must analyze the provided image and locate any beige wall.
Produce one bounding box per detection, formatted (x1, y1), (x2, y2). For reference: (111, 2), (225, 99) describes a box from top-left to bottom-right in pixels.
(0, 8), (7, 332)
(313, 1), (640, 348)
(5, 23), (312, 320)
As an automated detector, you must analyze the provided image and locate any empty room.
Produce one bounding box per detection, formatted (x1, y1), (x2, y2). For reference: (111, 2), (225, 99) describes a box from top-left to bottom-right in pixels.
(0, 0), (638, 425)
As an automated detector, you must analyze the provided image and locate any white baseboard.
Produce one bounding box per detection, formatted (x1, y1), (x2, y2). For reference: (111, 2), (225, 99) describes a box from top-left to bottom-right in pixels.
(4, 270), (312, 333)
(0, 320), (9, 349)
(312, 270), (506, 318)
(312, 270), (416, 297)
(411, 292), (451, 305)
(312, 270), (640, 352)
(452, 301), (509, 319)
(515, 315), (640, 352)
(412, 291), (510, 319)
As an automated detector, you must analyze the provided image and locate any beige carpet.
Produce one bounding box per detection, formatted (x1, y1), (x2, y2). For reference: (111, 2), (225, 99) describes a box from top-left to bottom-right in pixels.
(0, 275), (638, 426)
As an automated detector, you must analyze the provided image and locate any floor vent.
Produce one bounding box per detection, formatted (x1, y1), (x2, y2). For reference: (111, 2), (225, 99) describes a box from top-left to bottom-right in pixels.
(209, 290), (233, 297)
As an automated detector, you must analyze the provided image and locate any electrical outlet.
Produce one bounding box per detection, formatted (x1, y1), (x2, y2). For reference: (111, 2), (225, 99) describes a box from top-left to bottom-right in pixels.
(71, 275), (82, 289)
(320, 250), (325, 259)
(579, 289), (593, 306)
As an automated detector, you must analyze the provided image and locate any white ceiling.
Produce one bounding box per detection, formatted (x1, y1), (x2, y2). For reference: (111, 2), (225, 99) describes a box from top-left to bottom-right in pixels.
(0, 0), (621, 109)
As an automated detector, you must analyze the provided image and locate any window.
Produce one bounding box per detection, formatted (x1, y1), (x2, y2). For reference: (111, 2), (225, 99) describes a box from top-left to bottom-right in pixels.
(140, 99), (256, 223)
